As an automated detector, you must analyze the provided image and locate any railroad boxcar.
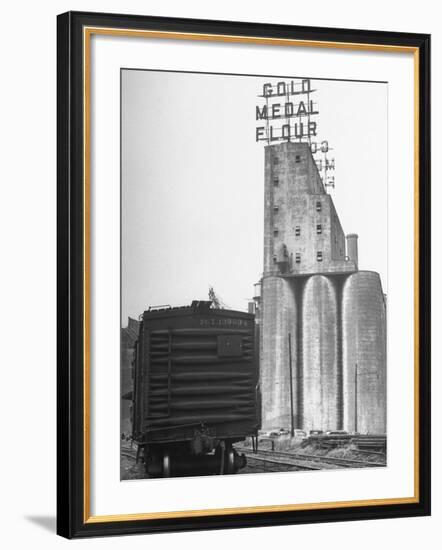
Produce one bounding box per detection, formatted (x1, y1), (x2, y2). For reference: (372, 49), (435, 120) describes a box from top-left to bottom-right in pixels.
(131, 301), (260, 477)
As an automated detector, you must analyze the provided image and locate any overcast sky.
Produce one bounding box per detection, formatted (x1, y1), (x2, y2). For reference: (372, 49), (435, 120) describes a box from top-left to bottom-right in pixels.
(121, 69), (387, 323)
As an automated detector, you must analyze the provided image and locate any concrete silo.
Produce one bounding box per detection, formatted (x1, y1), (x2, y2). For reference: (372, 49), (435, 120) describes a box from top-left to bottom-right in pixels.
(301, 275), (340, 432)
(260, 275), (298, 429)
(342, 271), (387, 434)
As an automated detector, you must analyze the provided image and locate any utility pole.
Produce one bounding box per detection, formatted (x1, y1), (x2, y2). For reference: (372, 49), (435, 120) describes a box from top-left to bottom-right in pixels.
(288, 333), (294, 437)
(354, 363), (358, 433)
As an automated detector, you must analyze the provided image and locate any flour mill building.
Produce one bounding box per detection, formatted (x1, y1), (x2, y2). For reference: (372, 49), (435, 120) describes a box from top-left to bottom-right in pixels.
(255, 79), (387, 435)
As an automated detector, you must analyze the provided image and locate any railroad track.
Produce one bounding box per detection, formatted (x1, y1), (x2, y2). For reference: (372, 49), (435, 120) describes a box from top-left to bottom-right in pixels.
(242, 451), (323, 471)
(121, 447), (321, 470)
(121, 447), (319, 474)
(237, 447), (340, 471)
(290, 452), (386, 468)
(121, 446), (385, 473)
(307, 434), (387, 452)
(121, 447), (322, 472)
(121, 449), (137, 461)
(353, 448), (386, 456)
(236, 447), (386, 469)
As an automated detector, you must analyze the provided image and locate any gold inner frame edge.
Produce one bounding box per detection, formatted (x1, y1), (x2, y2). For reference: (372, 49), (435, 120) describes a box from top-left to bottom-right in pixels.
(82, 26), (420, 524)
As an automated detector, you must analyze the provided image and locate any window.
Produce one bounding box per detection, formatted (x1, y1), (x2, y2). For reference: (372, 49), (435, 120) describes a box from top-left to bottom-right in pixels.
(295, 225), (301, 236)
(273, 229), (279, 237)
(273, 156), (279, 165)
(316, 224), (322, 234)
(295, 155), (301, 163)
(273, 177), (279, 186)
(295, 253), (301, 263)
(273, 206), (279, 213)
(316, 201), (322, 212)
(317, 251), (323, 262)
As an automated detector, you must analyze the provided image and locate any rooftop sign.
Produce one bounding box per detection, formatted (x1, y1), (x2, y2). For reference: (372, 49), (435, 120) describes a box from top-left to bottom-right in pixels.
(256, 78), (336, 190)
(256, 79), (318, 144)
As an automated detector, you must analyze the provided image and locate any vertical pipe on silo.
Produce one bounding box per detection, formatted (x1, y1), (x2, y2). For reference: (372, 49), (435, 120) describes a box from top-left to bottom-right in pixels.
(346, 234), (359, 268)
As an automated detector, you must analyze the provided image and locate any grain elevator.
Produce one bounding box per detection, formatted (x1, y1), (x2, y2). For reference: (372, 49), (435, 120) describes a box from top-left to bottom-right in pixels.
(259, 141), (386, 434)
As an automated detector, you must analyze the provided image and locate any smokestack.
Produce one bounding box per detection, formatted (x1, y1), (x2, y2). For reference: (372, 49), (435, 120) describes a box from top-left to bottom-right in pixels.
(346, 234), (358, 269)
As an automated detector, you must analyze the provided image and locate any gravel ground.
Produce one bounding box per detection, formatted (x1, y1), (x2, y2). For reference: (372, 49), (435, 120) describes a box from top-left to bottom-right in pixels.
(120, 453), (148, 481)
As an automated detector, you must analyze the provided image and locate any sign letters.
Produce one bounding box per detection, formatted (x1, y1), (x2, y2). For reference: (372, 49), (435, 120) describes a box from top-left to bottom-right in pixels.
(255, 78), (336, 191)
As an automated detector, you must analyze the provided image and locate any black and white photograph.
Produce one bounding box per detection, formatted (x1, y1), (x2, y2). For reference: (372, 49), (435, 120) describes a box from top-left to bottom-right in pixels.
(54, 8), (430, 540)
(120, 69), (388, 480)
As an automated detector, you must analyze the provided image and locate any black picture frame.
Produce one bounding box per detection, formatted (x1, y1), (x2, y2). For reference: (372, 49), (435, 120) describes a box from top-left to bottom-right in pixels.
(57, 10), (431, 539)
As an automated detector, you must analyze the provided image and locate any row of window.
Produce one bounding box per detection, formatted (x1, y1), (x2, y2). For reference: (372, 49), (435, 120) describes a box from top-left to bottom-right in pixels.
(273, 251), (323, 264)
(273, 224), (323, 237)
(295, 252), (323, 263)
(273, 155), (301, 165)
(272, 182), (323, 208)
(295, 224), (323, 235)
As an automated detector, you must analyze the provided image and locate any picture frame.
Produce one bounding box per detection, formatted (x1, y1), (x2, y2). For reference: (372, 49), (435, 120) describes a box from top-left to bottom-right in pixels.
(57, 10), (431, 538)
